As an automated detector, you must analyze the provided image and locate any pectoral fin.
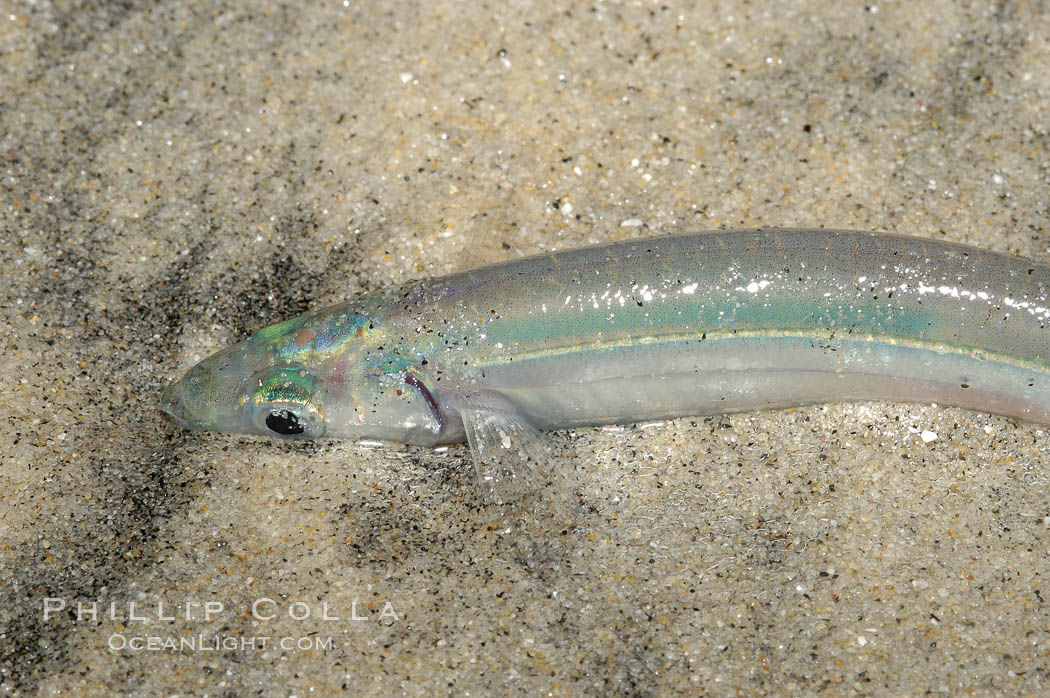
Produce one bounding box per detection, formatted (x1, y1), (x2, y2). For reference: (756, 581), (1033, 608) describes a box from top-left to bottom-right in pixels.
(454, 389), (555, 505)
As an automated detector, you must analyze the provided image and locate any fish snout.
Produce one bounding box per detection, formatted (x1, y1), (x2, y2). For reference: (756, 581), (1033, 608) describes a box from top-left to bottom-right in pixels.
(161, 380), (195, 428)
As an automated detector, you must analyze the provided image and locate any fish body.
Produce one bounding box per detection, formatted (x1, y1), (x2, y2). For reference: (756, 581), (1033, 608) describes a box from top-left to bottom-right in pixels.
(162, 229), (1050, 466)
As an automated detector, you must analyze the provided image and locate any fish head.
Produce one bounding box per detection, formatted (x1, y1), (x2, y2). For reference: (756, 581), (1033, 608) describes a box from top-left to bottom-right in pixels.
(162, 304), (447, 445)
(161, 338), (328, 440)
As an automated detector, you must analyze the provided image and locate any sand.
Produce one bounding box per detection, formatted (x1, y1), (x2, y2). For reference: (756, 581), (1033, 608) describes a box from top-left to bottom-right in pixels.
(2, 1), (1049, 695)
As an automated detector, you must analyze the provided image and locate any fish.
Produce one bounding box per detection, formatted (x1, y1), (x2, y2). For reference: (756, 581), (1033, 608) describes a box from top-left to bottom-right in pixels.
(162, 228), (1050, 495)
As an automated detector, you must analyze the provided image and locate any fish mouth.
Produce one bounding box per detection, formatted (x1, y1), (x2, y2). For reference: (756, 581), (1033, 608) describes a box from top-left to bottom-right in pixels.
(161, 381), (197, 428)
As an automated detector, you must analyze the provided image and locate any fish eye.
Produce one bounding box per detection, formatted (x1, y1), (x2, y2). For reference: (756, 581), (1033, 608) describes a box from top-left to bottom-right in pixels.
(266, 409), (305, 435)
(251, 399), (324, 439)
(249, 367), (326, 439)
